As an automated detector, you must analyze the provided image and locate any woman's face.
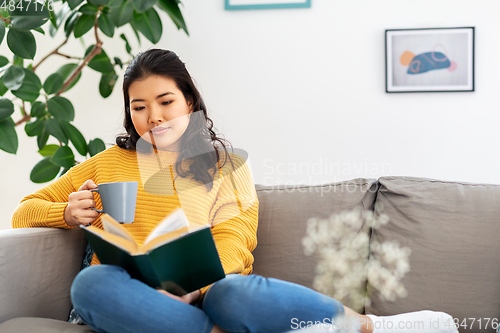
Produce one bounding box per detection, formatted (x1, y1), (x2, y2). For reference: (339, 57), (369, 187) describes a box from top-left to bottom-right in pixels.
(129, 75), (192, 151)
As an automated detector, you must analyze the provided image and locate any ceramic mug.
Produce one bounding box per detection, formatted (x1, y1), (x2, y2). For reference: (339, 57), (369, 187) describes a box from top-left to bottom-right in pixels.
(90, 181), (138, 223)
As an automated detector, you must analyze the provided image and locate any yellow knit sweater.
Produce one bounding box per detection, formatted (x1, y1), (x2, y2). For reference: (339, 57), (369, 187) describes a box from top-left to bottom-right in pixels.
(11, 145), (259, 297)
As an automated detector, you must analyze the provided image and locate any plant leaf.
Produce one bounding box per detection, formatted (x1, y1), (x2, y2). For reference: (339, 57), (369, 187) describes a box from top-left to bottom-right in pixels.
(0, 23), (5, 45)
(22, 68), (42, 89)
(67, 0), (84, 10)
(11, 83), (39, 101)
(56, 63), (78, 78)
(43, 72), (64, 94)
(0, 117), (18, 154)
(7, 29), (37, 59)
(0, 98), (14, 120)
(9, 1), (51, 31)
(0, 56), (8, 68)
(38, 143), (59, 157)
(49, 25), (56, 37)
(78, 3), (98, 15)
(49, 4), (57, 28)
(129, 19), (141, 45)
(30, 156), (61, 183)
(120, 33), (132, 55)
(25, 118), (46, 137)
(99, 71), (118, 98)
(64, 11), (80, 38)
(33, 26), (45, 34)
(109, 0), (134, 27)
(37, 127), (49, 150)
(88, 138), (105, 156)
(97, 13), (115, 37)
(61, 121), (88, 156)
(50, 145), (75, 169)
(114, 56), (123, 68)
(55, 3), (71, 27)
(88, 0), (112, 6)
(0, 77), (8, 96)
(74, 13), (95, 38)
(49, 21), (57, 37)
(3, 65), (25, 90)
(11, 68), (42, 102)
(50, 3), (70, 37)
(85, 45), (114, 73)
(133, 0), (157, 13)
(47, 95), (75, 121)
(156, 0), (188, 35)
(133, 8), (162, 44)
(56, 63), (82, 92)
(30, 101), (46, 117)
(45, 118), (68, 144)
(13, 55), (24, 67)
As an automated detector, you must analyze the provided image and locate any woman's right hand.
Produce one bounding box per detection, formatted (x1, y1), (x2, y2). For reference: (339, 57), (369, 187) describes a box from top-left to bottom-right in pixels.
(65, 179), (99, 227)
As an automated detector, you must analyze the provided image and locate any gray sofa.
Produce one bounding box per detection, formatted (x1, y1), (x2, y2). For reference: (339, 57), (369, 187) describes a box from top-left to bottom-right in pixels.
(1, 176), (499, 333)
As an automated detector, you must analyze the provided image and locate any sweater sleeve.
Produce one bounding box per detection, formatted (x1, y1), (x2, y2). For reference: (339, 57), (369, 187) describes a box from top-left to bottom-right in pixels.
(11, 168), (79, 229)
(199, 154), (259, 298)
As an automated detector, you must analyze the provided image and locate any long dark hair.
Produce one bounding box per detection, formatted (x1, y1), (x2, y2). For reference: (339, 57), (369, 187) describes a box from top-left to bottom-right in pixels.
(116, 49), (234, 192)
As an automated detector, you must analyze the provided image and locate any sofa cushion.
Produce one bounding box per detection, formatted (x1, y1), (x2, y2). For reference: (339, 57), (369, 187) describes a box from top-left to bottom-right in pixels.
(367, 176), (500, 333)
(253, 178), (378, 296)
(0, 228), (87, 323)
(0, 318), (94, 333)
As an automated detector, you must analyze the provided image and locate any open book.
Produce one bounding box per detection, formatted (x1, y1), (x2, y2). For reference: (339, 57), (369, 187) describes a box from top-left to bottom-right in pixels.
(80, 208), (225, 296)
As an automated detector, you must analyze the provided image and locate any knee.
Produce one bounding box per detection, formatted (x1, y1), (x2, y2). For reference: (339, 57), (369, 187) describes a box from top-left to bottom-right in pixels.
(203, 274), (275, 328)
(203, 274), (266, 308)
(70, 265), (125, 308)
(207, 274), (253, 295)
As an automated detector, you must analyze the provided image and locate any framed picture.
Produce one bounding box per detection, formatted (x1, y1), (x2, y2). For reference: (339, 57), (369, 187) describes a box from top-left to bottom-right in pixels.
(225, 0), (311, 10)
(385, 27), (474, 93)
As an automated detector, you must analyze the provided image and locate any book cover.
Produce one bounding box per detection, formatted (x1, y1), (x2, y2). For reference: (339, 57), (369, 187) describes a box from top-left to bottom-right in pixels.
(80, 208), (226, 296)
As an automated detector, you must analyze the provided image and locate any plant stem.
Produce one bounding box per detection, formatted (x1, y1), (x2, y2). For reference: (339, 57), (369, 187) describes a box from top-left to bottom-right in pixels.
(56, 12), (103, 96)
(15, 103), (31, 126)
(15, 115), (31, 126)
(54, 51), (82, 60)
(21, 101), (26, 117)
(15, 12), (104, 127)
(0, 16), (11, 24)
(32, 36), (71, 72)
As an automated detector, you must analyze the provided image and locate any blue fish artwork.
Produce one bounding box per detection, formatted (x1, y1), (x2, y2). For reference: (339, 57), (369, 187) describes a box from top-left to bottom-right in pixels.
(400, 50), (457, 74)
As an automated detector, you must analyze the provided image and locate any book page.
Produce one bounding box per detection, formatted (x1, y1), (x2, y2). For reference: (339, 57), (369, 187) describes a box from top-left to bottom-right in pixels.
(139, 224), (210, 254)
(101, 214), (137, 244)
(83, 225), (139, 254)
(143, 208), (190, 245)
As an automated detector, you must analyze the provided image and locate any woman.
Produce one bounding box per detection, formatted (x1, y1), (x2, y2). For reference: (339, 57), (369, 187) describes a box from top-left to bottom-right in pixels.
(11, 49), (458, 333)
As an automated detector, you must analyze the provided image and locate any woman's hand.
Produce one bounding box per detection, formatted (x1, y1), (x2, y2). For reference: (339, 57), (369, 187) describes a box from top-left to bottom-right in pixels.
(156, 289), (201, 305)
(65, 179), (99, 227)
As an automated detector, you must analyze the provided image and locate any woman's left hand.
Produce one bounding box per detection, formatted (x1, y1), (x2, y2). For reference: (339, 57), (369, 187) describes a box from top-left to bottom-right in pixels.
(156, 288), (201, 305)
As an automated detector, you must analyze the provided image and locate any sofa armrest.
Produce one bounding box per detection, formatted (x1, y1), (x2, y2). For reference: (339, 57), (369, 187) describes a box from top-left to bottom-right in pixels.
(0, 228), (87, 323)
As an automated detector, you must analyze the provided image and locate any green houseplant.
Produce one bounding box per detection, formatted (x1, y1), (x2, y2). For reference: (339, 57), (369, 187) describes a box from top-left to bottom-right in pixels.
(0, 0), (188, 183)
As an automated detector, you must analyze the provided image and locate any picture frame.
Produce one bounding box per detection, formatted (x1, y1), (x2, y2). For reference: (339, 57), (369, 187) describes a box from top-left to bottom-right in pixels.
(225, 0), (311, 10)
(385, 27), (475, 93)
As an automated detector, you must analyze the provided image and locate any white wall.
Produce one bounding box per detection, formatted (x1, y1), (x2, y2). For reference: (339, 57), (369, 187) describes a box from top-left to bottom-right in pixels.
(2, 0), (500, 229)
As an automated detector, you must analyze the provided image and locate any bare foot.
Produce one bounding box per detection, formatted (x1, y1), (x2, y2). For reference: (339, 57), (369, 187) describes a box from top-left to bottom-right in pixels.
(344, 306), (374, 333)
(211, 324), (226, 333)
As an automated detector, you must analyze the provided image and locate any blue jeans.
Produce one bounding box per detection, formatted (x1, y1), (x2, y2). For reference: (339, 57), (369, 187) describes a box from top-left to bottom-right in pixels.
(70, 265), (345, 333)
